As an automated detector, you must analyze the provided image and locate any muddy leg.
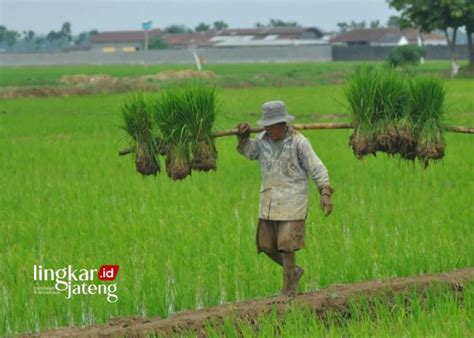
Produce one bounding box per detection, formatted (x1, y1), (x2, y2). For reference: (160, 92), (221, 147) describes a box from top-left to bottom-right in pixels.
(281, 252), (304, 297)
(264, 252), (283, 266)
(282, 251), (295, 296)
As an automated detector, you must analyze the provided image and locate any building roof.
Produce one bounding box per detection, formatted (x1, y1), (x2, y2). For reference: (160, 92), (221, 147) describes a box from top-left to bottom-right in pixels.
(331, 28), (398, 43)
(403, 29), (446, 43)
(212, 38), (326, 47)
(91, 30), (163, 43)
(217, 27), (323, 39)
(163, 32), (216, 48)
(331, 28), (445, 45)
(379, 33), (404, 44)
(89, 26), (327, 48)
(221, 27), (308, 34)
(219, 27), (323, 38)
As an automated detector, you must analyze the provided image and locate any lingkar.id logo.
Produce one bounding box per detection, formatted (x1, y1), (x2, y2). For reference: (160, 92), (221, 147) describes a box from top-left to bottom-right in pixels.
(33, 264), (119, 303)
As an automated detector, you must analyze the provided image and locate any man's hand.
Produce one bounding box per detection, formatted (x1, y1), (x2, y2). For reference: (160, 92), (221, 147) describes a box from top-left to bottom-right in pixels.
(320, 195), (333, 216)
(320, 185), (334, 216)
(237, 122), (251, 141)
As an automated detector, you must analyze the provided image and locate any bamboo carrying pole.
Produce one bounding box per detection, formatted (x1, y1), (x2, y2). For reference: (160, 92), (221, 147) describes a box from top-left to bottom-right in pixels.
(118, 122), (474, 156)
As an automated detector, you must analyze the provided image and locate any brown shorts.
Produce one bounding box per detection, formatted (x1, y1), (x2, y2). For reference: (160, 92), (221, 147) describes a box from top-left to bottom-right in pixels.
(256, 219), (305, 254)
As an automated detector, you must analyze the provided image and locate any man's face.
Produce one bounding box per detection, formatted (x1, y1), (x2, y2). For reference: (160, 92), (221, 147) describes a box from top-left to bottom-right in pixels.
(264, 122), (287, 141)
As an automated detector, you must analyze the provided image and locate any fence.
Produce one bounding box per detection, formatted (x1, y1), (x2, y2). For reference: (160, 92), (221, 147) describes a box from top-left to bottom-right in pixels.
(0, 45), (469, 66)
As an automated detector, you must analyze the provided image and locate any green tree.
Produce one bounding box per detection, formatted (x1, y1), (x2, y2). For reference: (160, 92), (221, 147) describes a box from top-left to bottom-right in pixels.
(337, 22), (349, 32)
(23, 30), (35, 41)
(60, 22), (72, 45)
(387, 0), (473, 74)
(46, 30), (60, 46)
(337, 20), (367, 32)
(0, 26), (21, 49)
(149, 37), (168, 49)
(22, 30), (35, 51)
(75, 32), (88, 46)
(0, 26), (6, 43)
(268, 18), (300, 27)
(48, 30), (68, 50)
(464, 2), (474, 69)
(5, 30), (20, 48)
(34, 37), (45, 51)
(370, 20), (381, 28)
(195, 22), (210, 32)
(351, 20), (367, 29)
(165, 25), (192, 34)
(213, 20), (228, 31)
(386, 15), (402, 27)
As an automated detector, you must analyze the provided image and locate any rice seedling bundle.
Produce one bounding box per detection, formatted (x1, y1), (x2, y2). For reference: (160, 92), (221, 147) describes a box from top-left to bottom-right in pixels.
(346, 65), (446, 167)
(408, 76), (446, 167)
(177, 84), (218, 172)
(120, 93), (160, 176)
(121, 83), (218, 180)
(153, 89), (192, 180)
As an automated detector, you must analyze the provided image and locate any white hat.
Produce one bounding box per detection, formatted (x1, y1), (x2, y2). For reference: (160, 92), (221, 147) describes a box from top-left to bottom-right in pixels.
(257, 101), (295, 127)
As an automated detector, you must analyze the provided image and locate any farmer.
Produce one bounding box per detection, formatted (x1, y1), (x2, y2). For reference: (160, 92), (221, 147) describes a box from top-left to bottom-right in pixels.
(236, 100), (334, 297)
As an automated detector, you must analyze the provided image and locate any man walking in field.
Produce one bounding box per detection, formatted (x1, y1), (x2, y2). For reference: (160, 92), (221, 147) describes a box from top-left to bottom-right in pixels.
(236, 101), (334, 297)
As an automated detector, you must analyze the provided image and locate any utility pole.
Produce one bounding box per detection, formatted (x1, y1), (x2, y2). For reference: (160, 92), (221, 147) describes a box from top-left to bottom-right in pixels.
(142, 20), (152, 68)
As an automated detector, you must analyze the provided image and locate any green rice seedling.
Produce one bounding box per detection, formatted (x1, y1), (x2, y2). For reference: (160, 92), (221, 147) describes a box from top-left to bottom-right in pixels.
(408, 76), (446, 167)
(372, 70), (408, 155)
(345, 65), (379, 158)
(179, 83), (219, 171)
(346, 67), (446, 165)
(416, 118), (446, 168)
(120, 92), (160, 175)
(2, 77), (474, 336)
(165, 131), (192, 180)
(396, 116), (417, 160)
(153, 90), (192, 180)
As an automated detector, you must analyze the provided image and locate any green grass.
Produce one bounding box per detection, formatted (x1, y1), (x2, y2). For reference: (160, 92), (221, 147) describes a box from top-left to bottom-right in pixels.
(0, 70), (473, 336)
(0, 60), (469, 88)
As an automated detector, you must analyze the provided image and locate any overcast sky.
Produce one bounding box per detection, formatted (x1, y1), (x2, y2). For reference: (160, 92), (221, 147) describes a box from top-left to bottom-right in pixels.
(1, 0), (398, 35)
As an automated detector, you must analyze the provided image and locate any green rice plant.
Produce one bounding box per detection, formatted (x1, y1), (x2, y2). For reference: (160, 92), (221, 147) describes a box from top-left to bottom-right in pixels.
(407, 76), (446, 167)
(372, 70), (408, 154)
(408, 76), (445, 127)
(346, 65), (379, 132)
(345, 65), (407, 158)
(395, 116), (417, 160)
(179, 83), (219, 171)
(346, 66), (446, 166)
(1, 79), (474, 336)
(373, 69), (408, 121)
(153, 90), (191, 180)
(345, 65), (379, 158)
(120, 92), (160, 175)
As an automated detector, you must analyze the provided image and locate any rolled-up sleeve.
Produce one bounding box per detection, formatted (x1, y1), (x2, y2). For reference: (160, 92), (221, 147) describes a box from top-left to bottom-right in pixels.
(237, 138), (260, 160)
(297, 137), (330, 192)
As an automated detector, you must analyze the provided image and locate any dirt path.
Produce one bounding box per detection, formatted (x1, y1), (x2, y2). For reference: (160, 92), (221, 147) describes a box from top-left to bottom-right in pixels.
(28, 268), (474, 337)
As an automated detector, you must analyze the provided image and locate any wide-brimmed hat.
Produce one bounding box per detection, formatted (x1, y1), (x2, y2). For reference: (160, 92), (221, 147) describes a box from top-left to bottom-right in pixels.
(257, 101), (295, 127)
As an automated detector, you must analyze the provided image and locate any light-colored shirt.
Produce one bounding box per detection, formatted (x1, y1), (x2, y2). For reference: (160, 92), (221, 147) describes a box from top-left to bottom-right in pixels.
(237, 127), (330, 221)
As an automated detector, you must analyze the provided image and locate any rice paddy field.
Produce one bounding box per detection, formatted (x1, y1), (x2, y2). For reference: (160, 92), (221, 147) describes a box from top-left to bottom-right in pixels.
(0, 61), (473, 336)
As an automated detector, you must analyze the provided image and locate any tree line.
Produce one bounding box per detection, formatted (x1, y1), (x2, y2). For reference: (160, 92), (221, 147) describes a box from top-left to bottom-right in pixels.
(0, 22), (97, 52)
(164, 18), (300, 34)
(336, 16), (405, 32)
